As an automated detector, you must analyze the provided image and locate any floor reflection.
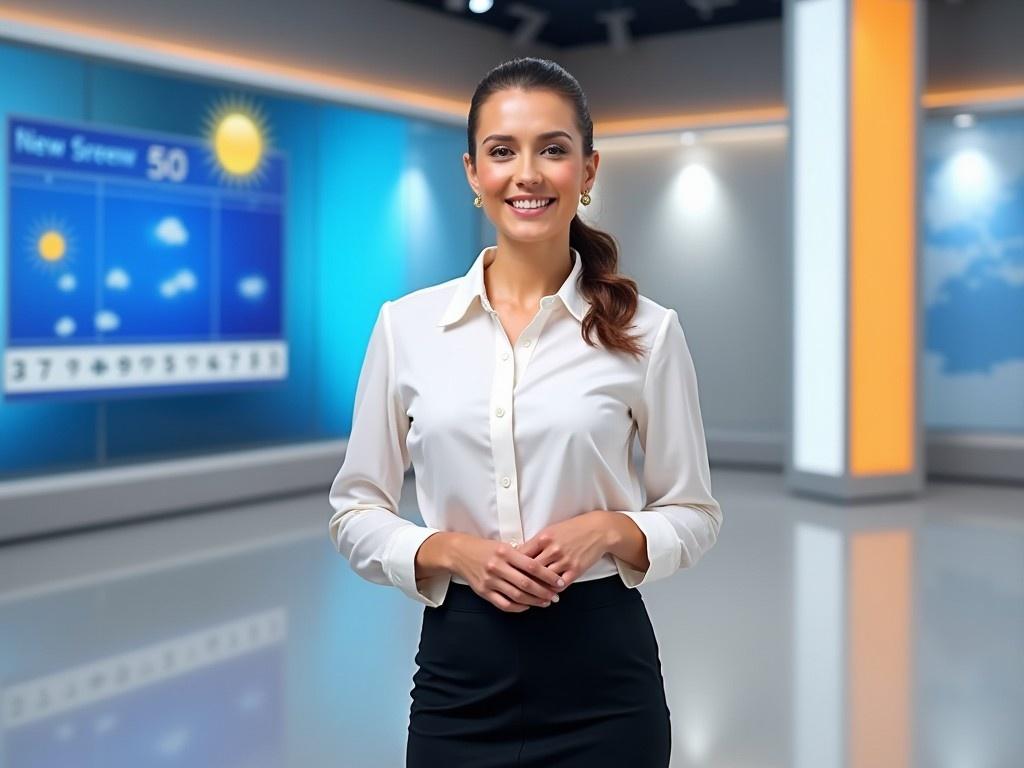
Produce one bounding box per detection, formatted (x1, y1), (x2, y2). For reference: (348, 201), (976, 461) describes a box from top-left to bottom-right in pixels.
(0, 468), (1021, 767)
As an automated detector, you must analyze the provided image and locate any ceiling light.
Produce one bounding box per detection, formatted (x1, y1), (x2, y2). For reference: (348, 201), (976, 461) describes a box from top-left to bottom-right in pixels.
(468, 0), (493, 13)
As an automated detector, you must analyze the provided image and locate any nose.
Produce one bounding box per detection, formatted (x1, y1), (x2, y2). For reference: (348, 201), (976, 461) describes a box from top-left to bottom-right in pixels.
(514, 157), (542, 186)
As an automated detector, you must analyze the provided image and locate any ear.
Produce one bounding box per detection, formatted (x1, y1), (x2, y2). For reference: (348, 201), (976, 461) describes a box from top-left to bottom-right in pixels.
(584, 150), (599, 191)
(463, 152), (479, 196)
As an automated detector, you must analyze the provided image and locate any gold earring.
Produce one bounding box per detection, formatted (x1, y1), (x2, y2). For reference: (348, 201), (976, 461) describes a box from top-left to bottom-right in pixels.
(473, 193), (483, 208)
(580, 190), (592, 206)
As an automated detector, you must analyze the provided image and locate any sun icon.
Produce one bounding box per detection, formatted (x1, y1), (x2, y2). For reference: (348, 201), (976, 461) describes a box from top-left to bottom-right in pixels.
(25, 216), (76, 272)
(203, 95), (272, 186)
(39, 230), (66, 262)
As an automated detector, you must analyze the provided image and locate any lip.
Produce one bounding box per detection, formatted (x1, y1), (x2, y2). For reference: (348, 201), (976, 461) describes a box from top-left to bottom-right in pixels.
(505, 197), (556, 218)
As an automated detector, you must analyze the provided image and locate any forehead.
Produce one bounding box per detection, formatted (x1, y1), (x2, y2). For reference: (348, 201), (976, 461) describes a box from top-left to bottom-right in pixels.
(476, 89), (576, 138)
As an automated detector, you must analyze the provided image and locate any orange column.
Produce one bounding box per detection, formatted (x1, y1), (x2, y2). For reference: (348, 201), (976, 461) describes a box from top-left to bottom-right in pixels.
(849, 0), (918, 476)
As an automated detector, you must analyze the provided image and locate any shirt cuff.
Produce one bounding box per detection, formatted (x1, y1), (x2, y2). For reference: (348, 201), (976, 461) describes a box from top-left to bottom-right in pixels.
(610, 510), (681, 589)
(383, 525), (452, 608)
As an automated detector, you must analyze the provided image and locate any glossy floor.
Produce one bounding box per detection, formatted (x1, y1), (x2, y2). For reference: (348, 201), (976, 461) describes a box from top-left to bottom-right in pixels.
(0, 468), (1021, 767)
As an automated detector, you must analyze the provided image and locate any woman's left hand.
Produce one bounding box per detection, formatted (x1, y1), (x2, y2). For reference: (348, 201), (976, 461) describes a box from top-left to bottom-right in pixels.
(517, 511), (612, 589)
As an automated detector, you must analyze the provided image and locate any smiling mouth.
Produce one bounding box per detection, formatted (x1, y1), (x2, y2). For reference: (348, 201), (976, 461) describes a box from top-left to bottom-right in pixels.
(506, 198), (556, 210)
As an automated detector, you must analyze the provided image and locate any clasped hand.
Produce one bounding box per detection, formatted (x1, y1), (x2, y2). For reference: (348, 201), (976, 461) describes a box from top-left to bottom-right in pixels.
(456, 511), (610, 613)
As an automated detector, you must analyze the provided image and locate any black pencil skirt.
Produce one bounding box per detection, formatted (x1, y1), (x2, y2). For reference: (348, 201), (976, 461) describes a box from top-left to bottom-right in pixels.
(406, 574), (672, 767)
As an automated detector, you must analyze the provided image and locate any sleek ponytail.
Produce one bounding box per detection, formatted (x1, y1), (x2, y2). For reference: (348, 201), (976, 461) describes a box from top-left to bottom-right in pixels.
(466, 57), (646, 359)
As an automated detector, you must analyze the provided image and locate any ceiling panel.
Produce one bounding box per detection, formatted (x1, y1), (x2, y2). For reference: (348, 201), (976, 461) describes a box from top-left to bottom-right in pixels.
(393, 0), (782, 48)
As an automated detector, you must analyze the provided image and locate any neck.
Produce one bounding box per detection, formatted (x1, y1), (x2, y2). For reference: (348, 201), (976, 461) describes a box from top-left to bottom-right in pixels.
(484, 234), (574, 309)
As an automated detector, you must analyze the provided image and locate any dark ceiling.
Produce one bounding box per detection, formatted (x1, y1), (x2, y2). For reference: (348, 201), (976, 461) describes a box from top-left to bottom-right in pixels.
(393, 0), (782, 48)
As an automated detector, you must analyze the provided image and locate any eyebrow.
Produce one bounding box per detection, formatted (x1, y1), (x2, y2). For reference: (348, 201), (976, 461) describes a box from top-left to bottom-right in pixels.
(481, 130), (573, 144)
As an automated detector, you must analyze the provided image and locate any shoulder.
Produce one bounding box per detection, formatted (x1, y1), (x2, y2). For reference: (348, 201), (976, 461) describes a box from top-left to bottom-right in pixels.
(381, 277), (461, 328)
(632, 293), (680, 345)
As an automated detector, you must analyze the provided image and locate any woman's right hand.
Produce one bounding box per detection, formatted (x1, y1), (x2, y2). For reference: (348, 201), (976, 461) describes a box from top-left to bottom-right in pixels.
(448, 534), (565, 613)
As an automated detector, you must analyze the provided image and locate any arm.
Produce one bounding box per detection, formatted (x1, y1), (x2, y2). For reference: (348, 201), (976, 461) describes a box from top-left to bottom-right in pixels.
(609, 308), (723, 588)
(328, 301), (452, 607)
(603, 512), (650, 573)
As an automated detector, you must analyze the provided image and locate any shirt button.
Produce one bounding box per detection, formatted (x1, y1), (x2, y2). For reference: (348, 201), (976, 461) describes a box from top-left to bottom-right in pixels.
(495, 407), (505, 417)
(522, 339), (531, 348)
(501, 476), (511, 488)
(501, 352), (509, 361)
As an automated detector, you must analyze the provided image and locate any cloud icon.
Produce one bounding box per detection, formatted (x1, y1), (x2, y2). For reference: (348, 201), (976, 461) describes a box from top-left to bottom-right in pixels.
(174, 269), (196, 291)
(95, 310), (120, 332)
(106, 267), (131, 291)
(55, 316), (76, 337)
(155, 217), (189, 246)
(237, 274), (267, 300)
(57, 273), (77, 293)
(159, 269), (197, 299)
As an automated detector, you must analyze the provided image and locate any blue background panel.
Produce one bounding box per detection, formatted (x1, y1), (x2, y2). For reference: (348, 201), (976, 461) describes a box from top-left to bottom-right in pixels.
(922, 112), (1024, 432)
(0, 39), (479, 478)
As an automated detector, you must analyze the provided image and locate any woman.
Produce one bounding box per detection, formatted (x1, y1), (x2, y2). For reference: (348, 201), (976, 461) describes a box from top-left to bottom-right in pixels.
(328, 57), (722, 768)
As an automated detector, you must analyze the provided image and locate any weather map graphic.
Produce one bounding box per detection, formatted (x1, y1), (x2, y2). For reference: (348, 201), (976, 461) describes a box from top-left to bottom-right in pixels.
(4, 110), (287, 401)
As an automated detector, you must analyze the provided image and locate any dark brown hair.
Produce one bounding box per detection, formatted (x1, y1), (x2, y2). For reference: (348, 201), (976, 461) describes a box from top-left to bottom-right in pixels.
(466, 57), (646, 359)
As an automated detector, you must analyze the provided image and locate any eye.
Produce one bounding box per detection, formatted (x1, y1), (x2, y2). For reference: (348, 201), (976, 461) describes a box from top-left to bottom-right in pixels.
(487, 144), (567, 159)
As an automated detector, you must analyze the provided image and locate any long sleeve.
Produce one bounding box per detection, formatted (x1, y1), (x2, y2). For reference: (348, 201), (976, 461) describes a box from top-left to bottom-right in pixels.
(612, 308), (724, 589)
(328, 301), (451, 607)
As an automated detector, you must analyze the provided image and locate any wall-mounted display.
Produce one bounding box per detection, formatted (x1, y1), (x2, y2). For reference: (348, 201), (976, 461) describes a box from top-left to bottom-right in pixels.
(923, 112), (1024, 432)
(5, 114), (286, 400)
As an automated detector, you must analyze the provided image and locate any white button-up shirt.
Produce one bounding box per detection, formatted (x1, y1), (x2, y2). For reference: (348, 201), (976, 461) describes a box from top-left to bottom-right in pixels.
(329, 246), (722, 607)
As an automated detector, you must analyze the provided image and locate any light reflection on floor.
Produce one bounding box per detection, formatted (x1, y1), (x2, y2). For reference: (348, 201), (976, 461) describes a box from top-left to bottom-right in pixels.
(0, 468), (1021, 767)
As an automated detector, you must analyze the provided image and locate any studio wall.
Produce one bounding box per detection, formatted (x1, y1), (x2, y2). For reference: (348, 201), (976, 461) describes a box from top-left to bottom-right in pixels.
(590, 130), (790, 465)
(591, 114), (1024, 471)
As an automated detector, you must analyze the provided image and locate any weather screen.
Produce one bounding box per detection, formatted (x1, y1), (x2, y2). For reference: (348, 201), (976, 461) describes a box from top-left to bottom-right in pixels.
(4, 112), (287, 401)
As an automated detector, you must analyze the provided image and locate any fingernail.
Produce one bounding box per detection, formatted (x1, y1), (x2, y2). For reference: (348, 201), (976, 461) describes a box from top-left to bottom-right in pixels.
(544, 601), (551, 607)
(551, 595), (559, 603)
(557, 578), (565, 587)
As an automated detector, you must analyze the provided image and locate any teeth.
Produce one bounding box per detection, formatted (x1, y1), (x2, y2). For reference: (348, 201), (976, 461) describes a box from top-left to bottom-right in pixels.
(510, 199), (552, 209)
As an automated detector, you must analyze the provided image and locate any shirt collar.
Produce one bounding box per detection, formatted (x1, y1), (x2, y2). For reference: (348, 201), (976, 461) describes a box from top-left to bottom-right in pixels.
(436, 246), (588, 328)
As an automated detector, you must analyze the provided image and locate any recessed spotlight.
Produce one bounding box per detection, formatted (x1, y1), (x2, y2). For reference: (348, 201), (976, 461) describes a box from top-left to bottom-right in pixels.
(468, 0), (494, 12)
(953, 113), (975, 129)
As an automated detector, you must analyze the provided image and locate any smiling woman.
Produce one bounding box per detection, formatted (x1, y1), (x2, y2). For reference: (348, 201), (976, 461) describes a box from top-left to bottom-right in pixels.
(327, 56), (721, 768)
(463, 59), (648, 359)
